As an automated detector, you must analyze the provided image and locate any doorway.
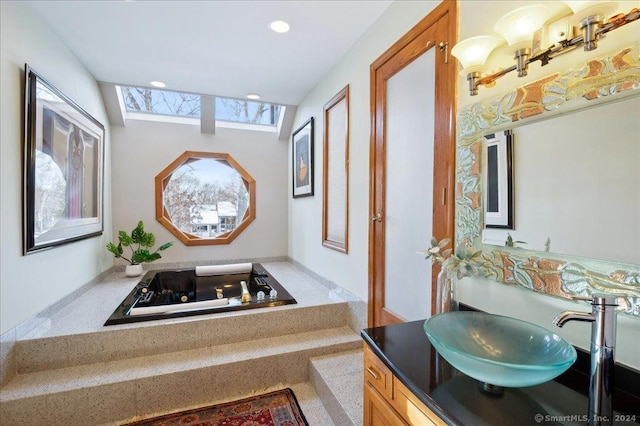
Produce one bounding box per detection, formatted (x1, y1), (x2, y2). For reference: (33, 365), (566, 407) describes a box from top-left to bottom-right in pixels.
(368, 1), (457, 327)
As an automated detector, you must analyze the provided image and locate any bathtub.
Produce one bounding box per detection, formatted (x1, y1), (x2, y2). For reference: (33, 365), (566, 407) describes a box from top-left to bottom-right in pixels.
(104, 263), (296, 325)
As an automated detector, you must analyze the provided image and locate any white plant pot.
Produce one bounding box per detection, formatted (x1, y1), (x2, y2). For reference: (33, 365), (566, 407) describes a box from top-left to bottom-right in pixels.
(125, 264), (144, 277)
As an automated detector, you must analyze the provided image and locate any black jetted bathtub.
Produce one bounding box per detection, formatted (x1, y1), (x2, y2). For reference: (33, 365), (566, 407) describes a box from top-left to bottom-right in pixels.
(104, 263), (296, 325)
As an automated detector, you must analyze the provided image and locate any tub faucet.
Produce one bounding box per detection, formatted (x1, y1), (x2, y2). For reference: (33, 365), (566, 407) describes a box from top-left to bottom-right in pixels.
(552, 294), (619, 426)
(240, 281), (251, 303)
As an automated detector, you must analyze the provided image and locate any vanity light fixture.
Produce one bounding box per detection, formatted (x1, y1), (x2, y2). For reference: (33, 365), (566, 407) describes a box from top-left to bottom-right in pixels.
(450, 36), (501, 96)
(149, 81), (166, 88)
(269, 20), (290, 33)
(246, 93), (261, 100)
(494, 4), (549, 77)
(564, 1), (620, 50)
(451, 1), (640, 96)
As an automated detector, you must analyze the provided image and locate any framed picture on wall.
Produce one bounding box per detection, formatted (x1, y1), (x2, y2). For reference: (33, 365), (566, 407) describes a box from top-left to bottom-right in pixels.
(292, 117), (314, 198)
(23, 65), (105, 254)
(484, 130), (513, 229)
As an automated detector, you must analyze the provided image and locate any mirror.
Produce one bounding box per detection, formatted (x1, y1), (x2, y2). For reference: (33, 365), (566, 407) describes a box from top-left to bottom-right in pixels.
(455, 46), (640, 316)
(155, 152), (255, 245)
(481, 96), (639, 264)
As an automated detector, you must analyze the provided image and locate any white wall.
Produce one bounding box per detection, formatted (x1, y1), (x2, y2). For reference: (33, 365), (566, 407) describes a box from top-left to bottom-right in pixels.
(110, 120), (287, 263)
(288, 1), (441, 301)
(457, 1), (640, 368)
(289, 0), (639, 368)
(0, 1), (113, 334)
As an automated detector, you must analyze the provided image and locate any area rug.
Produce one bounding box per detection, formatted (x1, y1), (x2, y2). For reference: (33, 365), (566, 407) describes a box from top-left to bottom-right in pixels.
(125, 388), (309, 426)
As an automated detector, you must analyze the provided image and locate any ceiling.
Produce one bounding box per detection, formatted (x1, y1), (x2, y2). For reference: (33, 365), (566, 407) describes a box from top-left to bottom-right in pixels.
(26, 0), (393, 106)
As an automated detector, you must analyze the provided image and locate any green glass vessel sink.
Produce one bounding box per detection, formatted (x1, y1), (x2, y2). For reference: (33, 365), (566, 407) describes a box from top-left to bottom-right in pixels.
(424, 311), (577, 388)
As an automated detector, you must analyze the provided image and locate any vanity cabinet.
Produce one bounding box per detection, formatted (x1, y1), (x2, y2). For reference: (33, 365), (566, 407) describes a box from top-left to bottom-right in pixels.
(363, 344), (446, 426)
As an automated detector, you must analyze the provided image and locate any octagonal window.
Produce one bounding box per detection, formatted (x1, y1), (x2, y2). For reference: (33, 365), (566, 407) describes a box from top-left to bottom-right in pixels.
(155, 151), (255, 245)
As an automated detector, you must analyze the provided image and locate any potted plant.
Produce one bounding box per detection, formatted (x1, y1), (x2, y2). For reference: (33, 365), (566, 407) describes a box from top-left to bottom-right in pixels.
(107, 221), (173, 277)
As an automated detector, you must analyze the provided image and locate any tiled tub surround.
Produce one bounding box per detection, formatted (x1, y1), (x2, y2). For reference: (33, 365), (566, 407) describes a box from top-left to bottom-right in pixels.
(0, 261), (366, 425)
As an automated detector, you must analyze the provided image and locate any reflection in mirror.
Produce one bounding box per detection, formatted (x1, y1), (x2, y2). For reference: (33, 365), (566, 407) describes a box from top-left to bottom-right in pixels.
(35, 151), (66, 236)
(482, 95), (640, 264)
(155, 152), (255, 245)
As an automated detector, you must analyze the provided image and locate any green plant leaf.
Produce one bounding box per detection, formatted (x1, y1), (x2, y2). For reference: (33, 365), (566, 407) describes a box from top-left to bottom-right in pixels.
(158, 242), (173, 251)
(140, 232), (155, 248)
(106, 242), (121, 257)
(131, 249), (150, 264)
(145, 252), (162, 262)
(118, 231), (133, 247)
(131, 221), (145, 244)
(132, 249), (161, 263)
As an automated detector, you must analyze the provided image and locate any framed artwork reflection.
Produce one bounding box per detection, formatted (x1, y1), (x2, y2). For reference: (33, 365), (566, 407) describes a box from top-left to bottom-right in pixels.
(292, 117), (314, 198)
(484, 130), (513, 229)
(23, 65), (105, 254)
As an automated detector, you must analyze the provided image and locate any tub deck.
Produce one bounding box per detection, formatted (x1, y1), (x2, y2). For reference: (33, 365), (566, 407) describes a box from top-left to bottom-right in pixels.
(104, 263), (297, 325)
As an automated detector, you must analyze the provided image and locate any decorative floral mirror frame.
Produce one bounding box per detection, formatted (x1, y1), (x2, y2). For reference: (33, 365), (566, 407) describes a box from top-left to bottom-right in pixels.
(456, 47), (640, 317)
(155, 151), (256, 246)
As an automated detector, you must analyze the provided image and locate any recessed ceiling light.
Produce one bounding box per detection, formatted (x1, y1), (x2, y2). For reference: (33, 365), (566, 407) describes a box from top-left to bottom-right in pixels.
(269, 20), (290, 33)
(149, 81), (166, 88)
(246, 93), (261, 100)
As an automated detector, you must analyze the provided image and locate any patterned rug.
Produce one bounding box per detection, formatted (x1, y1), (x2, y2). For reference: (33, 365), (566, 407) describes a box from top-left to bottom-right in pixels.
(125, 388), (308, 426)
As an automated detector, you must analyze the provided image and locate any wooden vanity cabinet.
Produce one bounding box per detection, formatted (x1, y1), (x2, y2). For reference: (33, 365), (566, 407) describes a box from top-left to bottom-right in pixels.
(363, 344), (446, 426)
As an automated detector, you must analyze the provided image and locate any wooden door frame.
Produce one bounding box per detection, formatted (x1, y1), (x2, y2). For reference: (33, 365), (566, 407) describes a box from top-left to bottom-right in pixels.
(368, 1), (457, 327)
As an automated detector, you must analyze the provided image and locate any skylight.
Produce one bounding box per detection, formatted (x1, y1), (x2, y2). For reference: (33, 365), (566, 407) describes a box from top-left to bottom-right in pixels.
(120, 86), (200, 118)
(215, 96), (281, 126)
(118, 86), (282, 128)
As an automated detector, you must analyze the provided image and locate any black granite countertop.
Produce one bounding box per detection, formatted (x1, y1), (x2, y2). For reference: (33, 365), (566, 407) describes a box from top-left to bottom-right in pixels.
(361, 319), (640, 426)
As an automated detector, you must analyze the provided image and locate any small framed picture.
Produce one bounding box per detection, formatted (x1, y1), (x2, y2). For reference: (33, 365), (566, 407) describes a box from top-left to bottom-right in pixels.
(484, 130), (513, 229)
(292, 117), (314, 198)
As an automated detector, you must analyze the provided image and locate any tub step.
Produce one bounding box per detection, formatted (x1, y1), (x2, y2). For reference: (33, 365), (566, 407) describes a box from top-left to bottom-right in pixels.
(310, 349), (364, 426)
(14, 302), (348, 374)
(0, 326), (361, 425)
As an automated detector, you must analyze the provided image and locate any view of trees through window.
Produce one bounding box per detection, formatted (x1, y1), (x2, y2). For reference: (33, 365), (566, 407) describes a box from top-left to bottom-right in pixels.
(162, 159), (249, 238)
(215, 96), (280, 126)
(120, 86), (281, 125)
(121, 86), (200, 117)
